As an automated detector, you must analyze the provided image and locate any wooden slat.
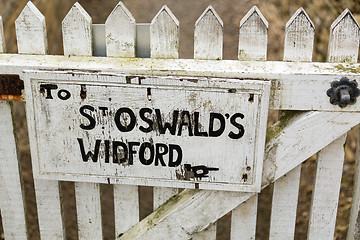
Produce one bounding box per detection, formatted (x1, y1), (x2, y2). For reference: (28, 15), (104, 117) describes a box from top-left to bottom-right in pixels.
(0, 102), (27, 239)
(308, 10), (359, 239)
(238, 6), (268, 61)
(114, 185), (139, 238)
(62, 2), (93, 56)
(75, 182), (102, 239)
(119, 110), (360, 240)
(194, 6), (223, 60)
(230, 195), (257, 240)
(192, 5), (224, 239)
(150, 5), (179, 59)
(270, 167), (301, 239)
(230, 6), (268, 240)
(346, 10), (360, 239)
(15, 3), (65, 239)
(62, 3), (102, 239)
(269, 8), (314, 240)
(153, 187), (178, 209)
(105, 1), (136, 58)
(192, 223), (217, 240)
(104, 3), (140, 237)
(0, 16), (5, 53)
(348, 126), (360, 240)
(327, 9), (360, 63)
(307, 134), (347, 239)
(33, 180), (65, 239)
(2, 54), (360, 111)
(283, 8), (314, 62)
(150, 5), (180, 210)
(15, 2), (47, 55)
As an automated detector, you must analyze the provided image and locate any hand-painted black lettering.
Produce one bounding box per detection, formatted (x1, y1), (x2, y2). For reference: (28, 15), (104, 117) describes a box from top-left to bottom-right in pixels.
(139, 108), (153, 133)
(104, 140), (110, 163)
(77, 138), (101, 162)
(184, 164), (219, 178)
(194, 112), (208, 137)
(228, 113), (245, 139)
(113, 141), (128, 164)
(168, 144), (182, 167)
(209, 113), (225, 137)
(99, 107), (108, 116)
(155, 109), (178, 135)
(128, 142), (140, 165)
(114, 107), (136, 132)
(139, 142), (154, 165)
(177, 111), (193, 136)
(57, 89), (71, 100)
(40, 84), (58, 99)
(79, 105), (96, 130)
(155, 143), (168, 166)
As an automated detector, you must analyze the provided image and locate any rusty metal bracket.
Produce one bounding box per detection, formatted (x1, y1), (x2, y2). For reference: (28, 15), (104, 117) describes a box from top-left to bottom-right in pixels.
(0, 74), (24, 101)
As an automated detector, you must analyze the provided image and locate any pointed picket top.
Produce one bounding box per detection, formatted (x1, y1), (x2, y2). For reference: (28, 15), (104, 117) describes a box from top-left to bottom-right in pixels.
(194, 6), (223, 60)
(62, 2), (93, 56)
(286, 7), (314, 30)
(150, 5), (179, 59)
(105, 1), (136, 57)
(15, 1), (47, 54)
(238, 6), (268, 60)
(0, 16), (6, 53)
(331, 8), (359, 32)
(283, 8), (315, 62)
(328, 9), (360, 63)
(240, 6), (268, 29)
(195, 5), (223, 28)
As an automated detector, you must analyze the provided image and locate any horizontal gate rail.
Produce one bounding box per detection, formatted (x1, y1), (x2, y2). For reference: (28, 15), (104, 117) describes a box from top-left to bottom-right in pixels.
(0, 54), (360, 111)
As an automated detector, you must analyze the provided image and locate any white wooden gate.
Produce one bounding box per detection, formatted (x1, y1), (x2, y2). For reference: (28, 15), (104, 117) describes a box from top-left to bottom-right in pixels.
(1, 2), (360, 240)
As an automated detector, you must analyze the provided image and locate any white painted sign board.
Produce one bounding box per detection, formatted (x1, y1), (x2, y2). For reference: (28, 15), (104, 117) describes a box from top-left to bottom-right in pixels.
(24, 70), (270, 192)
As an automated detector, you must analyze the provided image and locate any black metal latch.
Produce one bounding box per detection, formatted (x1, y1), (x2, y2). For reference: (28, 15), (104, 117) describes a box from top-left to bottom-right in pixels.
(327, 77), (360, 108)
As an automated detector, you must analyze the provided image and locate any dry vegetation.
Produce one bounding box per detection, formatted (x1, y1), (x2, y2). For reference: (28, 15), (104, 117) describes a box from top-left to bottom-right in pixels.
(0, 0), (360, 239)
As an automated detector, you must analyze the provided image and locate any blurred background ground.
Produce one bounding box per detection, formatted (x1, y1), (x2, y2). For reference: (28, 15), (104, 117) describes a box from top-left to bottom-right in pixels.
(0, 0), (359, 239)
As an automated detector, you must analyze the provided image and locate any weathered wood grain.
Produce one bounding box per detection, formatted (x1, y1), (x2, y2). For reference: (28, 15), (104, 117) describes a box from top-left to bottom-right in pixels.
(150, 6), (179, 59)
(269, 8), (314, 240)
(15, 1), (47, 55)
(62, 3), (103, 239)
(307, 135), (347, 239)
(114, 185), (139, 238)
(0, 16), (5, 53)
(231, 5), (267, 239)
(283, 8), (314, 62)
(193, 5), (226, 238)
(62, 2), (92, 56)
(194, 6), (223, 60)
(348, 126), (360, 240)
(75, 182), (102, 239)
(238, 6), (268, 61)
(153, 188), (178, 209)
(0, 102), (28, 239)
(104, 2), (140, 237)
(119, 110), (360, 239)
(269, 167), (301, 240)
(1, 54), (360, 111)
(230, 195), (257, 240)
(308, 11), (358, 239)
(192, 223), (217, 240)
(327, 9), (360, 63)
(15, 3), (65, 239)
(105, 1), (136, 58)
(33, 179), (65, 239)
(150, 4), (180, 211)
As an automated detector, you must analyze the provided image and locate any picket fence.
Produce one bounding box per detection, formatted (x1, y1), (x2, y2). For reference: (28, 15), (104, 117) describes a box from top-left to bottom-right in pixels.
(1, 1), (360, 240)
